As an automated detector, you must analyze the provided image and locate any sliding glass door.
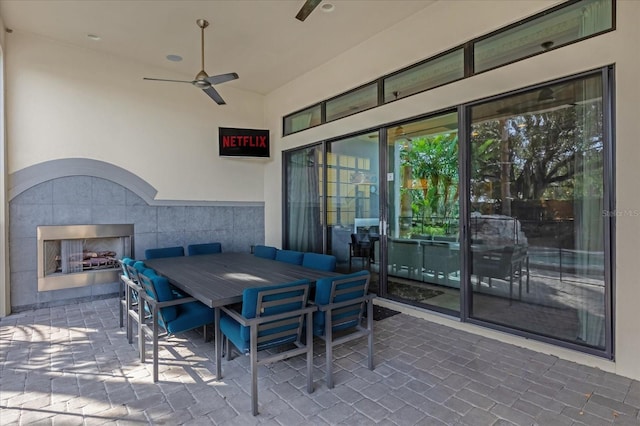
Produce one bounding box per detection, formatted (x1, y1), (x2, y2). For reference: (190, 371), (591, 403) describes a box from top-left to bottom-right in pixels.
(468, 71), (610, 350)
(283, 67), (612, 355)
(326, 132), (380, 292)
(385, 112), (460, 313)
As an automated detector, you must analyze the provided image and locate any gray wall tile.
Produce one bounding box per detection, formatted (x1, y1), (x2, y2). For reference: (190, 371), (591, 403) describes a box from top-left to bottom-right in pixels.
(9, 204), (53, 239)
(53, 205), (92, 224)
(92, 178), (126, 206)
(11, 181), (53, 205)
(53, 176), (93, 205)
(9, 176), (264, 311)
(91, 206), (127, 224)
(9, 238), (37, 273)
(158, 206), (186, 232)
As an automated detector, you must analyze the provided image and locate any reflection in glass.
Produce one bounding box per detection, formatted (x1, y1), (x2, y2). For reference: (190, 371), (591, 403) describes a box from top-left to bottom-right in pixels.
(284, 104), (322, 135)
(385, 112), (460, 313)
(474, 0), (612, 73)
(384, 49), (464, 102)
(326, 133), (380, 292)
(284, 145), (323, 253)
(469, 73), (606, 349)
(326, 83), (378, 122)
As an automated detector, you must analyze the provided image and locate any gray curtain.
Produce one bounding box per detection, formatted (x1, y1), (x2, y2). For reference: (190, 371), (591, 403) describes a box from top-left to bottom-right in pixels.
(286, 147), (322, 252)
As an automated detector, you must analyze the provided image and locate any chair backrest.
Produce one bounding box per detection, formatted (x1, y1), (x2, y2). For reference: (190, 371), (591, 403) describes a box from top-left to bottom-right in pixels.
(119, 258), (136, 279)
(313, 270), (370, 335)
(145, 246), (184, 260)
(350, 234), (369, 256)
(275, 249), (304, 265)
(240, 280), (310, 350)
(253, 245), (278, 259)
(187, 242), (222, 256)
(302, 252), (337, 272)
(138, 270), (178, 325)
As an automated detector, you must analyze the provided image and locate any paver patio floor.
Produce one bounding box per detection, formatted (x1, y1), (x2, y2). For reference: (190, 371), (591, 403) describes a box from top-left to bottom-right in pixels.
(1, 298), (639, 425)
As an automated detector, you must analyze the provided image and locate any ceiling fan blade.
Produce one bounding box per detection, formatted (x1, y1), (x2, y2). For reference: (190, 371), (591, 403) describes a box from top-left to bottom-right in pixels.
(205, 72), (239, 85)
(143, 77), (193, 84)
(203, 86), (226, 105)
(295, 0), (322, 21)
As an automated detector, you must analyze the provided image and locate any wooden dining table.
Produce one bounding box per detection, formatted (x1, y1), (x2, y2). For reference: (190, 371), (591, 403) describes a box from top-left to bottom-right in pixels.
(144, 252), (339, 378)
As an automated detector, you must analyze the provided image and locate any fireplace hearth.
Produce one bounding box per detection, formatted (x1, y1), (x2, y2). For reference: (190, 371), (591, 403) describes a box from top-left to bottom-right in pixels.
(37, 224), (134, 291)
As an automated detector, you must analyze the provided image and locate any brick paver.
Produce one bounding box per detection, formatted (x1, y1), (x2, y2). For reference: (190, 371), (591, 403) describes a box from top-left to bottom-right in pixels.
(1, 298), (639, 425)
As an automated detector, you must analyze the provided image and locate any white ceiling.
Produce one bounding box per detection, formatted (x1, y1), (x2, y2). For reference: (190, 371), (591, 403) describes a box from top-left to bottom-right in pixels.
(0, 0), (435, 95)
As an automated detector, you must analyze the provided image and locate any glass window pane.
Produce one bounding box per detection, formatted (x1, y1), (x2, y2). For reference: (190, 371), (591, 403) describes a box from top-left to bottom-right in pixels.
(385, 112), (460, 313)
(474, 0), (612, 73)
(326, 83), (378, 122)
(384, 49), (464, 102)
(469, 73), (606, 350)
(284, 104), (322, 135)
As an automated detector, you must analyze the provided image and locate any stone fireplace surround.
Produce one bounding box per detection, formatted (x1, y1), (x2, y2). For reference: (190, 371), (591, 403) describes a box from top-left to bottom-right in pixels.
(8, 159), (265, 312)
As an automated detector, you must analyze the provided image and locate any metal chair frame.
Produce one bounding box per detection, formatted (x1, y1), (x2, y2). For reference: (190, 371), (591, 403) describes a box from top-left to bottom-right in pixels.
(313, 274), (375, 388)
(221, 284), (316, 416)
(137, 273), (209, 382)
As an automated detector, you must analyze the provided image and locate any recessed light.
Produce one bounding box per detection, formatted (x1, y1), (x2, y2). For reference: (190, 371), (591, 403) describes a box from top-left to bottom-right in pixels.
(87, 34), (101, 41)
(321, 3), (335, 12)
(166, 54), (183, 62)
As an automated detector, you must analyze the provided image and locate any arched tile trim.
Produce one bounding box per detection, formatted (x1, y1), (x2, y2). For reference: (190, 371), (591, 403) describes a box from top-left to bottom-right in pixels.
(9, 158), (158, 203)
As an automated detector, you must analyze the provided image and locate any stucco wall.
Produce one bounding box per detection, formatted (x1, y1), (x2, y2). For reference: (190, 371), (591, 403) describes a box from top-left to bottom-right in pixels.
(264, 0), (640, 380)
(5, 31), (267, 202)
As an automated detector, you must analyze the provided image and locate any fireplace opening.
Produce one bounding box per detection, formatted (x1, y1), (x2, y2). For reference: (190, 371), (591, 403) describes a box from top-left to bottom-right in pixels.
(37, 224), (134, 291)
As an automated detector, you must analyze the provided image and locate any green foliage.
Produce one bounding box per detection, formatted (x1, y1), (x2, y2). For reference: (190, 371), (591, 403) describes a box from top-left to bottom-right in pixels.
(400, 133), (459, 227)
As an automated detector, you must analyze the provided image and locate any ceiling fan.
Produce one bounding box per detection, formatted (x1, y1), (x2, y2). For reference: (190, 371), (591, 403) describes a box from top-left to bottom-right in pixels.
(296, 0), (322, 22)
(143, 19), (238, 105)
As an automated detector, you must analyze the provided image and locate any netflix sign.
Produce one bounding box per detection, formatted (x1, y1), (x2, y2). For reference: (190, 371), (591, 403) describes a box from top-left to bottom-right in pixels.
(218, 127), (270, 158)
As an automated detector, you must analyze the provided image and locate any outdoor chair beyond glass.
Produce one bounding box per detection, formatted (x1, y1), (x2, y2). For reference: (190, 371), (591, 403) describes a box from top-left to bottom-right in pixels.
(312, 270), (375, 388)
(219, 279), (316, 415)
(137, 271), (214, 382)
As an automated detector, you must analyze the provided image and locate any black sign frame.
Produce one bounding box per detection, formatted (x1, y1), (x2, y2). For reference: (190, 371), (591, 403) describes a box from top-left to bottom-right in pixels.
(218, 127), (270, 158)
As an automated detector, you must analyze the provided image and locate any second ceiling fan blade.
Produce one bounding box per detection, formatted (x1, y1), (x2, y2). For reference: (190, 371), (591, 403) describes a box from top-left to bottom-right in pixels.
(203, 86), (226, 105)
(143, 77), (193, 84)
(205, 72), (239, 85)
(296, 0), (322, 21)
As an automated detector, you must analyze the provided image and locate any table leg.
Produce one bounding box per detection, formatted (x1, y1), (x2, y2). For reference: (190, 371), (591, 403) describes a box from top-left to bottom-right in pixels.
(215, 307), (222, 379)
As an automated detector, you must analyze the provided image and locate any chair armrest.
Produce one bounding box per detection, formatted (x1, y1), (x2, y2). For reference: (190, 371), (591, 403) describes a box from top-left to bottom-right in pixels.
(142, 296), (198, 309)
(316, 294), (375, 312)
(221, 304), (317, 327)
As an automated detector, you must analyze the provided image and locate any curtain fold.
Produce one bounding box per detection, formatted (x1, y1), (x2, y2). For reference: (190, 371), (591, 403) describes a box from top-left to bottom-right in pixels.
(286, 147), (322, 252)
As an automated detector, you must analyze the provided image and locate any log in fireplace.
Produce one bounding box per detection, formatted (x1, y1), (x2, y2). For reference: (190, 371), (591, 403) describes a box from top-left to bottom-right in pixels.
(37, 224), (134, 291)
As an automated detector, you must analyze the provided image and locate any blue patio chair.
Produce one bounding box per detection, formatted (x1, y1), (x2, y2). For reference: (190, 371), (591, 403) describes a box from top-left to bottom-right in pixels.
(118, 258), (137, 329)
(253, 244), (277, 259)
(120, 260), (150, 344)
(219, 279), (316, 415)
(275, 249), (304, 265)
(302, 252), (337, 272)
(187, 242), (222, 256)
(144, 246), (184, 259)
(313, 270), (375, 388)
(138, 271), (214, 382)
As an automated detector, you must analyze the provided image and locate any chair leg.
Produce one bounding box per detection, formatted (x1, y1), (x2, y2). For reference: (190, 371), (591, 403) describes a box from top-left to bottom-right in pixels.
(306, 312), (314, 394)
(119, 279), (124, 328)
(203, 324), (209, 343)
(250, 324), (259, 416)
(153, 310), (159, 383)
(367, 300), (374, 371)
(325, 313), (334, 389)
(139, 299), (146, 363)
